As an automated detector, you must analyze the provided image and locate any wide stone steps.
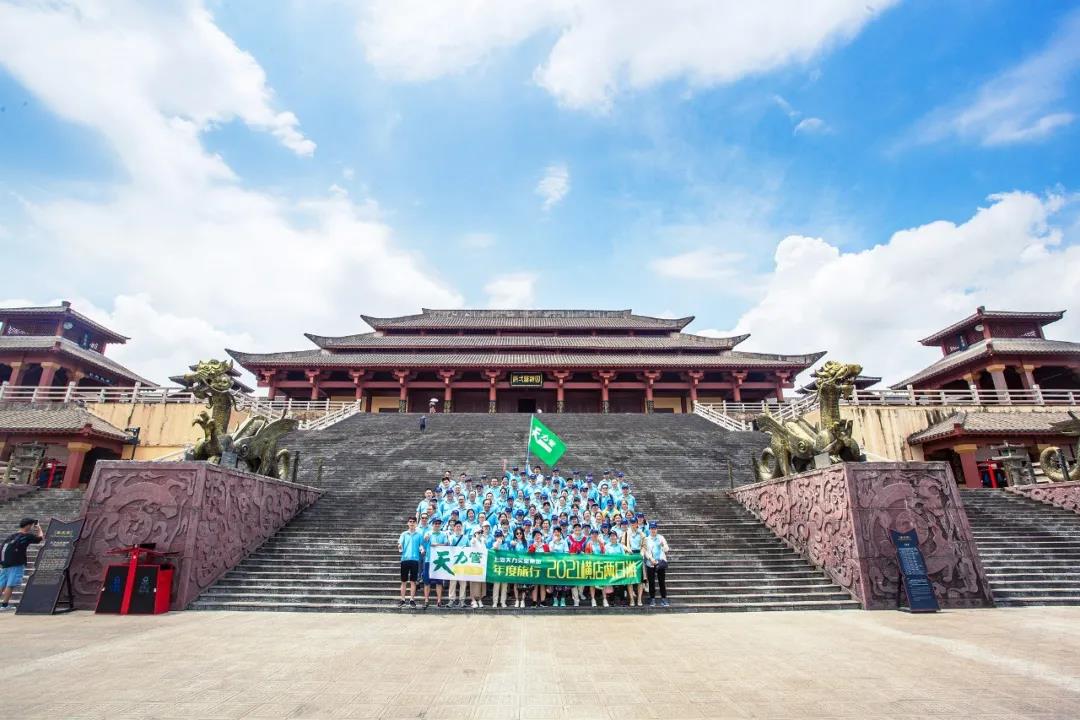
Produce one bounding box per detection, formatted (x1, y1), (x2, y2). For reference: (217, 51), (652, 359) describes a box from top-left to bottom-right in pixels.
(961, 488), (1080, 607)
(191, 414), (860, 613)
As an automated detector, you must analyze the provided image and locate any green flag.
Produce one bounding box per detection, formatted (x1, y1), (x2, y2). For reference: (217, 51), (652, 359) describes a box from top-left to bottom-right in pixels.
(528, 415), (566, 467)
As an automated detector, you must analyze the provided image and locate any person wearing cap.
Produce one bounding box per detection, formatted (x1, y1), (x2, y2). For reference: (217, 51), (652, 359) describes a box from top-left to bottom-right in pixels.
(446, 520), (470, 608)
(397, 517), (424, 609)
(601, 529), (625, 608)
(585, 528), (605, 607)
(0, 517), (43, 610)
(547, 526), (570, 608)
(469, 526), (488, 609)
(527, 529), (551, 607)
(567, 523), (588, 607)
(422, 517), (449, 608)
(508, 526), (529, 607)
(644, 522), (671, 607)
(489, 529), (510, 608)
(625, 516), (647, 607)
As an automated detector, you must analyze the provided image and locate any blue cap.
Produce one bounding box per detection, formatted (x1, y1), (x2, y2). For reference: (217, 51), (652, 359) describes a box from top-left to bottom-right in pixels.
(514, 509), (525, 516)
(494, 530), (504, 537)
(590, 528), (599, 534)
(601, 523), (610, 529)
(621, 483), (628, 488)
(450, 509), (460, 516)
(432, 517), (443, 523)
(621, 519), (629, 525)
(524, 518), (533, 525)
(649, 522), (658, 529)
(616, 472), (624, 477)
(636, 512), (645, 518)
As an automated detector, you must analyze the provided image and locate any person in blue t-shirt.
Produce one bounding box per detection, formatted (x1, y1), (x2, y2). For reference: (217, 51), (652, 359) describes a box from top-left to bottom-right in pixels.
(397, 517), (424, 608)
(422, 517), (449, 608)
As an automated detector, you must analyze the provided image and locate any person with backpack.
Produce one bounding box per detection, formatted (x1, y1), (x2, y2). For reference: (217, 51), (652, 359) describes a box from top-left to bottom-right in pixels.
(0, 518), (43, 611)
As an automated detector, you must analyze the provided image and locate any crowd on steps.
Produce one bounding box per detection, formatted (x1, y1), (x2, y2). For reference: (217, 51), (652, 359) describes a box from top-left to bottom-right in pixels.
(396, 466), (671, 610)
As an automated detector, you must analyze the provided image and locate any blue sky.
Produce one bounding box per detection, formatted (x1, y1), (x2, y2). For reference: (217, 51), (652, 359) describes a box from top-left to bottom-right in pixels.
(0, 0), (1077, 386)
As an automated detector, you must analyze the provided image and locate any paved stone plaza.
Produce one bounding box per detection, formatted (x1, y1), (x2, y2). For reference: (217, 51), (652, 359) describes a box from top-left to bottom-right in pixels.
(3, 609), (1080, 719)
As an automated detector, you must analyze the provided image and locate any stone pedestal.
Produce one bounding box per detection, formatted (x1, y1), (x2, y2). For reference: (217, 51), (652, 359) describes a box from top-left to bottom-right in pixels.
(69, 461), (322, 610)
(730, 462), (994, 610)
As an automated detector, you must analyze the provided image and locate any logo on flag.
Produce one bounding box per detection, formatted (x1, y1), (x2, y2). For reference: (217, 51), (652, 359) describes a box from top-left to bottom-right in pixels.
(528, 415), (566, 467)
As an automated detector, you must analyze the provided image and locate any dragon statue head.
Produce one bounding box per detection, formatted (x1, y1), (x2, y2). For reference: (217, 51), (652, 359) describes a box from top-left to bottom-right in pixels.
(182, 359), (236, 400)
(813, 360), (863, 400)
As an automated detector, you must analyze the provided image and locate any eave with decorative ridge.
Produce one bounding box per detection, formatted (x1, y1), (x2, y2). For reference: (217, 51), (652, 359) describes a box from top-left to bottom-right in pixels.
(359, 308), (694, 332)
(919, 308), (1065, 346)
(303, 331), (750, 351)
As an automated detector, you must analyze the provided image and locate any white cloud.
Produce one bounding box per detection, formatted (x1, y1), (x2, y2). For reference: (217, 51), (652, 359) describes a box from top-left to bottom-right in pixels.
(536, 163), (570, 210)
(484, 273), (537, 308)
(342, 167), (356, 180)
(793, 117), (829, 135)
(720, 192), (1079, 386)
(0, 0), (461, 385)
(650, 248), (747, 281)
(906, 9), (1080, 147)
(357, 0), (897, 109)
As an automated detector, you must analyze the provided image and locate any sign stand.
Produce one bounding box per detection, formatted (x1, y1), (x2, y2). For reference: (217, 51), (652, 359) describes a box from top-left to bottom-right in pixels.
(16, 517), (85, 615)
(891, 529), (940, 613)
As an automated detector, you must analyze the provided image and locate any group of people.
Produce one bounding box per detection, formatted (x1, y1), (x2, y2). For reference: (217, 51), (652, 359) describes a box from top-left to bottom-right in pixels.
(397, 467), (671, 610)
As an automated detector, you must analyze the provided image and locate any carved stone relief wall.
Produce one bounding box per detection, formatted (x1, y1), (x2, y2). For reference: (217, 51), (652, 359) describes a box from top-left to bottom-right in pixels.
(731, 462), (993, 610)
(1007, 481), (1080, 516)
(69, 461), (321, 610)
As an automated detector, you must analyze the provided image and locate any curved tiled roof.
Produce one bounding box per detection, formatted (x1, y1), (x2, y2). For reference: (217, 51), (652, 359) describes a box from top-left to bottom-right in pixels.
(360, 309), (694, 331)
(0, 336), (155, 385)
(891, 338), (1080, 389)
(908, 411), (1077, 445)
(0, 303), (129, 343)
(304, 332), (749, 351)
(919, 308), (1065, 345)
(226, 347), (824, 370)
(0, 402), (130, 440)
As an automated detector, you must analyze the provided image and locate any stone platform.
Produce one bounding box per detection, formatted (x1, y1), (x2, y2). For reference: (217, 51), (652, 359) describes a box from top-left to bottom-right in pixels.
(3, 608), (1080, 718)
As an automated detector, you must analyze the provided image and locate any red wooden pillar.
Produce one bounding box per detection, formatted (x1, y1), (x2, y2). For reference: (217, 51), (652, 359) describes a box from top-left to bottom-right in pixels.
(393, 369), (411, 413)
(598, 371), (614, 414)
(439, 370), (455, 413)
(305, 370), (320, 400)
(731, 371), (745, 403)
(643, 370), (660, 414)
(349, 369), (367, 408)
(61, 441), (93, 489)
(954, 443), (982, 488)
(553, 371), (570, 413)
(687, 371), (703, 410)
(38, 361), (59, 388)
(260, 370), (277, 400)
(9, 362), (24, 386)
(775, 371), (791, 402)
(484, 370), (499, 413)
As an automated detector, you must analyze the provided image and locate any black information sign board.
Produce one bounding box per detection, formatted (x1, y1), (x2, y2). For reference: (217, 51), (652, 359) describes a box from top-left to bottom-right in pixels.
(16, 518), (84, 615)
(509, 372), (544, 388)
(890, 529), (940, 613)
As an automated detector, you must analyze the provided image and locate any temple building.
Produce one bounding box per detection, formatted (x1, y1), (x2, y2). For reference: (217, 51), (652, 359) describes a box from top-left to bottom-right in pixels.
(227, 309), (823, 413)
(892, 307), (1080, 393)
(0, 301), (153, 388)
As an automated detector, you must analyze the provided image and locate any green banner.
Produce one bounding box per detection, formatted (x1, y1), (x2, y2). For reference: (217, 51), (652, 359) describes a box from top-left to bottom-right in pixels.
(487, 550), (642, 586)
(528, 415), (566, 467)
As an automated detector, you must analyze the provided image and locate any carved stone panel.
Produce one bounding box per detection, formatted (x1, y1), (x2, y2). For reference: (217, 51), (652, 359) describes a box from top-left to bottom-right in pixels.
(731, 462), (993, 610)
(70, 461), (321, 610)
(1007, 481), (1080, 516)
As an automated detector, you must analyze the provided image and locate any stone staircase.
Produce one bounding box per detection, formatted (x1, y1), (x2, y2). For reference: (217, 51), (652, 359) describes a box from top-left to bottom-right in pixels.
(962, 489), (1080, 607)
(191, 414), (859, 612)
(0, 488), (85, 605)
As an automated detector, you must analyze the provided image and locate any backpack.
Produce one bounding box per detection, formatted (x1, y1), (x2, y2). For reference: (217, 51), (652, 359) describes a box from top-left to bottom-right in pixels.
(1, 532), (25, 568)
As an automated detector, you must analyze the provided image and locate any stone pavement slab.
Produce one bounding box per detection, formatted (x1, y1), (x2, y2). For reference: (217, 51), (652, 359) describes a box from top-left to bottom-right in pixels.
(3, 608), (1080, 719)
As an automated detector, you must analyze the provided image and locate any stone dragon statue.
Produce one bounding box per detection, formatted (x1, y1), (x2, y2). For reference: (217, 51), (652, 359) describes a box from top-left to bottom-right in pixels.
(1038, 412), (1080, 482)
(754, 360), (866, 481)
(178, 359), (298, 480)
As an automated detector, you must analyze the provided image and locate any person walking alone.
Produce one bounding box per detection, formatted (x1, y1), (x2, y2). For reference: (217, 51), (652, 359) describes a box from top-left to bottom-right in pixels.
(643, 521), (670, 607)
(0, 518), (43, 611)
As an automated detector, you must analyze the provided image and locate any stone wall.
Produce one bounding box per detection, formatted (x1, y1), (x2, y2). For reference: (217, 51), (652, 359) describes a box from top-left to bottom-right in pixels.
(69, 461), (321, 610)
(0, 483), (36, 504)
(730, 462), (994, 610)
(801, 404), (1079, 462)
(85, 403), (253, 460)
(1007, 481), (1080, 515)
